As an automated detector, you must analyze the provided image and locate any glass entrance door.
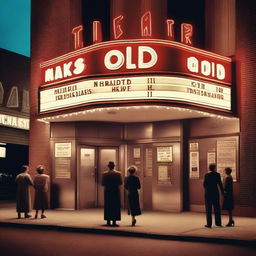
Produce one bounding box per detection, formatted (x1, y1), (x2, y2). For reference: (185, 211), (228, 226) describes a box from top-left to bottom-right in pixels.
(78, 146), (118, 209)
(78, 147), (97, 208)
(152, 143), (182, 212)
(97, 148), (118, 207)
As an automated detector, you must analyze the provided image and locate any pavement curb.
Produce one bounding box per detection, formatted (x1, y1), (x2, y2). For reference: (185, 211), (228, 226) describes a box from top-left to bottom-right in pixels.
(0, 221), (255, 248)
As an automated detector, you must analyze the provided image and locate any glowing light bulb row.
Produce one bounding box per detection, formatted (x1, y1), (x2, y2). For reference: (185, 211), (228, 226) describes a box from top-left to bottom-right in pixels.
(37, 105), (237, 123)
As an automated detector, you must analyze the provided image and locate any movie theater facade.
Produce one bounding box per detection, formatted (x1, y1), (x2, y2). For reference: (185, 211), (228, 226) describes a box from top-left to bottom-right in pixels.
(30, 0), (256, 216)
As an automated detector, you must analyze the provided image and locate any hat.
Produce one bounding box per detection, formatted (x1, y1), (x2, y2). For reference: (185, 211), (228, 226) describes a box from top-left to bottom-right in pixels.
(107, 161), (115, 168)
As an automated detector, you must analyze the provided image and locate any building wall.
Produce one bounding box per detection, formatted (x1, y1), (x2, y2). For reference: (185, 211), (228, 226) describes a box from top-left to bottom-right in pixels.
(110, 0), (167, 39)
(236, 1), (256, 213)
(30, 0), (82, 182)
(205, 0), (235, 56)
(0, 50), (30, 144)
(204, 0), (256, 216)
(30, 0), (256, 215)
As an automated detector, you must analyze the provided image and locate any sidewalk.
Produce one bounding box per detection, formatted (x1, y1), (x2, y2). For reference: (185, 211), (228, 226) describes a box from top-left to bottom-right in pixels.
(0, 205), (255, 247)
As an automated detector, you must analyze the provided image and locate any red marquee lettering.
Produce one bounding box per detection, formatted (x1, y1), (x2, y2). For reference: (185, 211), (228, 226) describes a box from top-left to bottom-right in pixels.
(141, 11), (152, 37)
(72, 18), (194, 47)
(181, 23), (193, 46)
(166, 19), (175, 40)
(113, 15), (124, 39)
(93, 21), (102, 44)
(72, 25), (84, 50)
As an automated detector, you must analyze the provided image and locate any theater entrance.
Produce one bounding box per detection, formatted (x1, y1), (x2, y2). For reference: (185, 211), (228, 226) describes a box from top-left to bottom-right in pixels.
(52, 120), (183, 211)
(78, 142), (182, 212)
(78, 146), (119, 209)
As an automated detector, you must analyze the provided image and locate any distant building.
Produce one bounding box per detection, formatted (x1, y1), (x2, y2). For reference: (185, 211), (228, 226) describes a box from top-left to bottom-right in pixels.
(0, 49), (30, 199)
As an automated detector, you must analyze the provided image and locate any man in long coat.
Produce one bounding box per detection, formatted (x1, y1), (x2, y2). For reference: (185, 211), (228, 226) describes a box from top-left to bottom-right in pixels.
(15, 165), (33, 218)
(102, 161), (122, 226)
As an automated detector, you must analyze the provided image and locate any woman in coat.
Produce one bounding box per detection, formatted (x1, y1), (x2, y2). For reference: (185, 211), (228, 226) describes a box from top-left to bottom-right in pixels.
(124, 166), (141, 226)
(102, 161), (122, 226)
(15, 165), (33, 219)
(33, 165), (50, 219)
(222, 167), (235, 226)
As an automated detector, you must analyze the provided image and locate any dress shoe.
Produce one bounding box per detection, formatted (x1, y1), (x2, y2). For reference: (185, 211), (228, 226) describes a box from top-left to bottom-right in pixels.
(204, 225), (211, 228)
(112, 221), (119, 227)
(17, 213), (21, 219)
(25, 214), (32, 218)
(226, 220), (235, 227)
(41, 214), (46, 219)
(132, 219), (136, 226)
(216, 224), (223, 227)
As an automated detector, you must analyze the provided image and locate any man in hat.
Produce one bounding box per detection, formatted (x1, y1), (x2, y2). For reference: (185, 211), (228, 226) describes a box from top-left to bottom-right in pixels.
(102, 161), (122, 226)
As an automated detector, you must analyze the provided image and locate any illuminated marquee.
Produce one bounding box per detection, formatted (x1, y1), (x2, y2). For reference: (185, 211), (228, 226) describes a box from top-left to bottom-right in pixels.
(40, 39), (232, 87)
(0, 114), (29, 130)
(40, 75), (231, 113)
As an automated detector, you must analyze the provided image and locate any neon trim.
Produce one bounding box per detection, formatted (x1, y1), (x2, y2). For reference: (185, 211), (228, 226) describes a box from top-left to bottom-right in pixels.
(166, 19), (175, 40)
(40, 39), (231, 68)
(141, 11), (152, 37)
(113, 15), (124, 39)
(72, 25), (84, 49)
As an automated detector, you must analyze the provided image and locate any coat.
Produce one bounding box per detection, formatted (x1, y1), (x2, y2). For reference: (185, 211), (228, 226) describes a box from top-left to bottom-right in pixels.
(203, 171), (224, 200)
(33, 174), (50, 210)
(222, 175), (234, 210)
(15, 173), (33, 212)
(203, 171), (224, 226)
(124, 175), (141, 216)
(102, 170), (122, 221)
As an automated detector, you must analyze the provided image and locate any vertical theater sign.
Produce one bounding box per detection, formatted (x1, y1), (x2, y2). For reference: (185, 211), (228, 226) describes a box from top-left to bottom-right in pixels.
(39, 12), (232, 115)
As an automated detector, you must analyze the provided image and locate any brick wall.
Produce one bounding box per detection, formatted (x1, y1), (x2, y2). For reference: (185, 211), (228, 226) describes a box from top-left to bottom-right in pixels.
(30, 0), (82, 198)
(236, 1), (256, 207)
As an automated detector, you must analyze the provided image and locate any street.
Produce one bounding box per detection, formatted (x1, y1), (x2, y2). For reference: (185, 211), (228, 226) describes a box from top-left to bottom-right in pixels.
(0, 226), (255, 256)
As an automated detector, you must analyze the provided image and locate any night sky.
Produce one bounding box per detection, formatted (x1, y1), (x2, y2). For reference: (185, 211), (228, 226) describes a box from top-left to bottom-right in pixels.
(0, 0), (30, 57)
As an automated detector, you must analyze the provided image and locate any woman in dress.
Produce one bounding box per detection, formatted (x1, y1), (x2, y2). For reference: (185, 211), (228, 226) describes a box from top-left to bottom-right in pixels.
(33, 165), (50, 219)
(124, 166), (141, 226)
(222, 167), (235, 226)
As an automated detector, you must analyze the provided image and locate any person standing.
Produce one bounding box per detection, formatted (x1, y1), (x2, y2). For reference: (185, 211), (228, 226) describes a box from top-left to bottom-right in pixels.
(124, 166), (141, 226)
(33, 165), (50, 219)
(102, 161), (122, 227)
(203, 164), (224, 228)
(15, 165), (33, 219)
(222, 167), (235, 227)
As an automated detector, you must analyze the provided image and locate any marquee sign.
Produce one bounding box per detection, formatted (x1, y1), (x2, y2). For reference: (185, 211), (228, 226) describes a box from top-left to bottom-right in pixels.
(0, 113), (29, 130)
(40, 40), (232, 87)
(40, 75), (231, 113)
(39, 39), (232, 114)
